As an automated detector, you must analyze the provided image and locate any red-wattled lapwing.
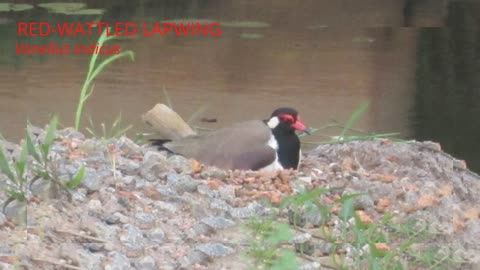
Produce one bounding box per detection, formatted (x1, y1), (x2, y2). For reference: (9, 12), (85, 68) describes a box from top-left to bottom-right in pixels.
(151, 107), (309, 172)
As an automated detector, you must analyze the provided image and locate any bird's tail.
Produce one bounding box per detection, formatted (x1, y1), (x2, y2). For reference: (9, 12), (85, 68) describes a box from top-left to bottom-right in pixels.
(142, 103), (197, 140)
(149, 138), (175, 153)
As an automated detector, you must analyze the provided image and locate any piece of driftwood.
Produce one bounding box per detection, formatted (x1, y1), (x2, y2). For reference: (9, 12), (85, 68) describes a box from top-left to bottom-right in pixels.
(142, 103), (196, 140)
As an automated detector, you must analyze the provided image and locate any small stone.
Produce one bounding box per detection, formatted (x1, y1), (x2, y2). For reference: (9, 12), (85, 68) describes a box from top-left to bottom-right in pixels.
(118, 157), (140, 175)
(119, 224), (145, 249)
(60, 243), (104, 269)
(288, 209), (307, 227)
(155, 185), (179, 199)
(295, 241), (315, 256)
(88, 199), (102, 211)
(113, 212), (130, 224)
(117, 136), (143, 154)
(304, 204), (324, 226)
(316, 242), (334, 255)
(218, 185), (236, 202)
(195, 243), (234, 257)
(80, 168), (105, 192)
(200, 217), (235, 230)
(167, 173), (199, 194)
(135, 256), (157, 270)
(135, 178), (146, 189)
(180, 251), (208, 267)
(299, 262), (321, 270)
(135, 212), (155, 229)
(353, 194), (375, 210)
(140, 151), (169, 182)
(30, 179), (58, 200)
(105, 214), (121, 225)
(229, 201), (268, 219)
(104, 252), (131, 270)
(84, 242), (104, 252)
(71, 189), (87, 204)
(123, 175), (135, 185)
(80, 216), (116, 239)
(167, 155), (191, 173)
(0, 262), (14, 270)
(59, 127), (85, 140)
(104, 243), (116, 251)
(210, 199), (231, 212)
(148, 228), (166, 244)
(3, 200), (27, 226)
(187, 223), (213, 238)
(197, 185), (216, 198)
(0, 212), (7, 224)
(292, 233), (312, 244)
(200, 167), (228, 180)
(154, 201), (177, 213)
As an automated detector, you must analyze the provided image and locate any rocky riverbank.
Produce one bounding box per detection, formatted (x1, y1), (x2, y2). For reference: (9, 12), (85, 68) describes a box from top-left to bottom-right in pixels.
(0, 128), (479, 269)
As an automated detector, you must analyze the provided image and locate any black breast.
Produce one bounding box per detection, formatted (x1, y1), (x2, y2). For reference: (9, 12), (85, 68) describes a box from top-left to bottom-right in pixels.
(272, 128), (300, 169)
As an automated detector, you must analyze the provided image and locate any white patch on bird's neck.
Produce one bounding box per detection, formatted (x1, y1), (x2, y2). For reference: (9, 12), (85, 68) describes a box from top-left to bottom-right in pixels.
(297, 149), (302, 169)
(259, 134), (283, 172)
(266, 116), (280, 129)
(267, 134), (279, 150)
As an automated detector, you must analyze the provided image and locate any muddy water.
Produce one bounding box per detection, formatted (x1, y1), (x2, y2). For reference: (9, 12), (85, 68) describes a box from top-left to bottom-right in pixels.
(2, 0), (480, 172)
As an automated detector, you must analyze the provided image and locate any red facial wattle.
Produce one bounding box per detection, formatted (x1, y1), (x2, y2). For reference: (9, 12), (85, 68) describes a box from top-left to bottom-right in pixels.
(291, 116), (307, 132)
(279, 114), (308, 132)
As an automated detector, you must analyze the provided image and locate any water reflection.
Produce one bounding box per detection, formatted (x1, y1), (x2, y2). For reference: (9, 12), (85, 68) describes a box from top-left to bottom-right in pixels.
(0, 0), (479, 172)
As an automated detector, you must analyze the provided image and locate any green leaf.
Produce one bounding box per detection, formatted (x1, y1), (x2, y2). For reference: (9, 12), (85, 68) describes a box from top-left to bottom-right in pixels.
(38, 3), (86, 13)
(339, 197), (355, 222)
(279, 188), (330, 208)
(89, 51), (135, 81)
(0, 144), (15, 182)
(14, 142), (28, 179)
(339, 101), (370, 139)
(266, 223), (293, 245)
(35, 170), (51, 180)
(41, 115), (58, 157)
(270, 250), (298, 270)
(6, 189), (26, 202)
(66, 166), (85, 189)
(64, 8), (105, 15)
(0, 3), (34, 12)
(26, 128), (41, 163)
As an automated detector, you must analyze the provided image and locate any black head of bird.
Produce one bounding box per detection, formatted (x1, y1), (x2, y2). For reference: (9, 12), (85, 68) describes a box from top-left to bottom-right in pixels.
(266, 107), (308, 134)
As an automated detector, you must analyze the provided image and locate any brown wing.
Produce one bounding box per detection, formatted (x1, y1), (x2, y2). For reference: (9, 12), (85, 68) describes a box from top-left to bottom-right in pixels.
(163, 120), (275, 170)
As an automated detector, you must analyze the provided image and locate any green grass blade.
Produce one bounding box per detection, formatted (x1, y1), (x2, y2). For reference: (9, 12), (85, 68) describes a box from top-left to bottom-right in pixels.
(89, 51), (135, 81)
(112, 125), (133, 138)
(41, 116), (58, 157)
(5, 189), (26, 202)
(0, 144), (15, 182)
(101, 123), (106, 138)
(279, 187), (330, 208)
(111, 113), (122, 131)
(266, 223), (293, 245)
(270, 250), (298, 270)
(66, 166), (85, 189)
(26, 128), (41, 163)
(339, 101), (370, 139)
(87, 28), (108, 80)
(85, 127), (96, 137)
(14, 141), (28, 178)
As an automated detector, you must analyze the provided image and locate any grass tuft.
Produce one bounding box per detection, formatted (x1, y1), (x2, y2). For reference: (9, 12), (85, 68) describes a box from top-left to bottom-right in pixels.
(74, 28), (135, 131)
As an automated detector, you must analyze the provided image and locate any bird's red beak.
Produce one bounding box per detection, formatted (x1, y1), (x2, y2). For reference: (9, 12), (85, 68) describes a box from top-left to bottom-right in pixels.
(291, 116), (308, 133)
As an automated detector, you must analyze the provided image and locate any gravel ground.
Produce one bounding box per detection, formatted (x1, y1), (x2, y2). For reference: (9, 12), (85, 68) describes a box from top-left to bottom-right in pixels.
(0, 128), (479, 270)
